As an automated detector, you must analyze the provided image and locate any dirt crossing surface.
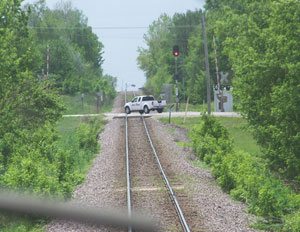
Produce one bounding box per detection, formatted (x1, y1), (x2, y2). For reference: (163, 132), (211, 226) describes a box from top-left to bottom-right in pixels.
(47, 93), (259, 232)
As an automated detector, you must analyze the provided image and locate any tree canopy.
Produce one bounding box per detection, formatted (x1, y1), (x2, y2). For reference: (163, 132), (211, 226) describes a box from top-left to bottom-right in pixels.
(0, 0), (116, 200)
(137, 0), (300, 181)
(24, 0), (116, 95)
(138, 2), (300, 229)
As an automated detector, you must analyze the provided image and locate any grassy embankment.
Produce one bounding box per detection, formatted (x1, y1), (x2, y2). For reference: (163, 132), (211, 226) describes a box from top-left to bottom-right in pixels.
(159, 116), (260, 156)
(58, 93), (112, 175)
(58, 92), (113, 176)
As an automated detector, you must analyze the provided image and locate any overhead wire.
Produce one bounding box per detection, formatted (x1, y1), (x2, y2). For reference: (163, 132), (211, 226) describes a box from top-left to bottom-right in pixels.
(27, 25), (198, 30)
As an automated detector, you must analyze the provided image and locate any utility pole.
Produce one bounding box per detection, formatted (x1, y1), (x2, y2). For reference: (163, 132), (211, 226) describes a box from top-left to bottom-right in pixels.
(46, 45), (50, 80)
(182, 52), (185, 103)
(213, 35), (224, 112)
(201, 12), (211, 115)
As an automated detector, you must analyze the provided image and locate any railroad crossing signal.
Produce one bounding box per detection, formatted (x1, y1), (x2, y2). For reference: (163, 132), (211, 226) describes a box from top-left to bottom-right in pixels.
(173, 45), (180, 57)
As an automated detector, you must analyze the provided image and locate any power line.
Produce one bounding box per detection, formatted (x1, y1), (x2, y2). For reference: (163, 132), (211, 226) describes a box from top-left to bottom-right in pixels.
(29, 26), (148, 30)
(27, 25), (198, 30)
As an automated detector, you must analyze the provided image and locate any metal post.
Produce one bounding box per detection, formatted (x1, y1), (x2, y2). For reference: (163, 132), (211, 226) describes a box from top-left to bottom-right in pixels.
(201, 12), (211, 115)
(42, 68), (44, 82)
(97, 96), (100, 113)
(125, 83), (127, 103)
(175, 57), (179, 112)
(81, 93), (84, 111)
(168, 104), (174, 124)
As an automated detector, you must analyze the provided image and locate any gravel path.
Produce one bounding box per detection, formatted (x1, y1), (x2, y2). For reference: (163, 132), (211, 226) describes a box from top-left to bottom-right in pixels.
(47, 93), (260, 232)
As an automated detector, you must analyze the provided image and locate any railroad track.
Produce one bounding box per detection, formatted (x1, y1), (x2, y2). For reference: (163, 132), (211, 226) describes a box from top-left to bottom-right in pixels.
(125, 114), (191, 232)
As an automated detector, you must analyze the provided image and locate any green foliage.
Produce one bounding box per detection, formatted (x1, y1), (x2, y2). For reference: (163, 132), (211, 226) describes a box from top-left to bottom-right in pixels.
(137, 14), (174, 96)
(144, 3), (300, 230)
(141, 0), (300, 190)
(1, 124), (63, 196)
(0, 117), (105, 230)
(0, 117), (103, 198)
(76, 117), (103, 153)
(190, 115), (233, 162)
(24, 0), (117, 95)
(284, 210), (300, 232)
(219, 151), (294, 218)
(0, 1), (111, 230)
(137, 11), (214, 102)
(211, 0), (300, 182)
(190, 114), (300, 230)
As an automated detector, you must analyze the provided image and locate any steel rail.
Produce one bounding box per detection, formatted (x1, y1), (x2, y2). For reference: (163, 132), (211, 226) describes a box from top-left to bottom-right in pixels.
(124, 90), (133, 232)
(141, 116), (191, 232)
(125, 114), (132, 232)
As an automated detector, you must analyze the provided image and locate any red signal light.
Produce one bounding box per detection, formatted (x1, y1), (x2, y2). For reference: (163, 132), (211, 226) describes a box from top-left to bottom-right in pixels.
(173, 45), (180, 57)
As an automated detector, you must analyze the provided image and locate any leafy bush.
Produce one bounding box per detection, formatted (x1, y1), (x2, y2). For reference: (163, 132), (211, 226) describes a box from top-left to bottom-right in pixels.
(219, 151), (294, 218)
(190, 115), (233, 162)
(76, 117), (103, 153)
(284, 210), (300, 232)
(0, 118), (103, 193)
(0, 123), (82, 197)
(190, 115), (300, 230)
(0, 117), (105, 230)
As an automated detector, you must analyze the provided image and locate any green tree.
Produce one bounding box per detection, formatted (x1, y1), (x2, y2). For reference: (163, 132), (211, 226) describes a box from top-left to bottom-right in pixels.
(137, 14), (174, 96)
(0, 0), (64, 177)
(137, 11), (208, 100)
(25, 0), (107, 94)
(209, 0), (300, 181)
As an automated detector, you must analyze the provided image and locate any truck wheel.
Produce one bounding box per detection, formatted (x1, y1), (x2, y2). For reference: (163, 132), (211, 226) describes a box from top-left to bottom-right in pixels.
(125, 107), (131, 114)
(157, 109), (163, 113)
(139, 110), (144, 115)
(144, 106), (150, 114)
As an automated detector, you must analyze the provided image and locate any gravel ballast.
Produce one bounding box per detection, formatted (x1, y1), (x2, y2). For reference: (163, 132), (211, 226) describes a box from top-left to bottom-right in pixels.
(47, 93), (260, 231)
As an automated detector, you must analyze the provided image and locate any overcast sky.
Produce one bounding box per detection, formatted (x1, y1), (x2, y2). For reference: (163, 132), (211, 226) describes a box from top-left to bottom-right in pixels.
(22, 0), (205, 91)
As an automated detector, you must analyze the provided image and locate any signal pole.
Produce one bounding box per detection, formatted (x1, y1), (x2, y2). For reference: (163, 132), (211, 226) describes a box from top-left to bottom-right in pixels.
(173, 45), (180, 112)
(201, 13), (211, 115)
(175, 56), (179, 112)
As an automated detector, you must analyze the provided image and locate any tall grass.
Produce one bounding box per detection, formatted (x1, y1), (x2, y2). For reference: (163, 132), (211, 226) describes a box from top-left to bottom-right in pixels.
(61, 93), (113, 115)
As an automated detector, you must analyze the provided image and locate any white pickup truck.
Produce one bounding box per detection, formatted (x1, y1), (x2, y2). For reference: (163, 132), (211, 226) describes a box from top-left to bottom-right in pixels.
(124, 95), (167, 114)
